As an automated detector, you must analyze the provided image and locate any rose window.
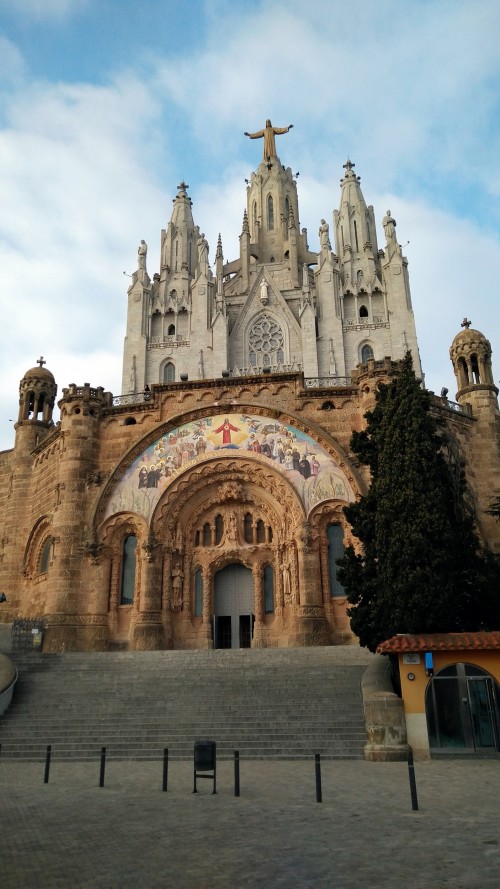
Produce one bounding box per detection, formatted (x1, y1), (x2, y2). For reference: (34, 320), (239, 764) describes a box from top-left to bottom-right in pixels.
(248, 314), (285, 367)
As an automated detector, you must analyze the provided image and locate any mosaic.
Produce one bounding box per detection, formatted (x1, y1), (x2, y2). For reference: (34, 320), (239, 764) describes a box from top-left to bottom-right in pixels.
(103, 413), (355, 521)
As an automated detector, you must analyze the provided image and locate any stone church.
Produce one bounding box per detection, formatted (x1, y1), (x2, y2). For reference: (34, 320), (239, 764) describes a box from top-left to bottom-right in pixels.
(1, 121), (499, 652)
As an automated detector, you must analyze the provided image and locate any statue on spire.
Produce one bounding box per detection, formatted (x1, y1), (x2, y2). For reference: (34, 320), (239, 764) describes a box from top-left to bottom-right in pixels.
(244, 119), (293, 159)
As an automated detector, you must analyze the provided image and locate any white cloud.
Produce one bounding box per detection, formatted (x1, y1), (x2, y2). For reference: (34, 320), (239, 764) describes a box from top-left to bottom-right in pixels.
(0, 71), (169, 450)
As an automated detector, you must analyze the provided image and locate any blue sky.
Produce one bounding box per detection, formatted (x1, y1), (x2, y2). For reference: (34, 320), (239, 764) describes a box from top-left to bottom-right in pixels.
(1, 0), (500, 449)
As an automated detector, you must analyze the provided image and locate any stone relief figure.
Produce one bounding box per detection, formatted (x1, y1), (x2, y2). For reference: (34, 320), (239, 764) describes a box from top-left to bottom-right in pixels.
(281, 555), (292, 604)
(129, 354), (137, 393)
(226, 511), (238, 543)
(244, 119), (294, 159)
(382, 210), (397, 244)
(174, 523), (184, 553)
(138, 239), (148, 270)
(198, 350), (205, 379)
(260, 279), (269, 304)
(329, 339), (336, 375)
(171, 564), (184, 611)
(319, 219), (331, 249)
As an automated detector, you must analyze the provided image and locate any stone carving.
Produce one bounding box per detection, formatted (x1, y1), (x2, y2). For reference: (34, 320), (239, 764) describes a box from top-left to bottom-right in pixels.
(382, 210), (396, 244)
(197, 233), (208, 270)
(171, 564), (184, 611)
(174, 523), (184, 553)
(244, 119), (294, 159)
(281, 553), (292, 605)
(319, 219), (331, 249)
(138, 240), (147, 270)
(218, 481), (244, 502)
(259, 279), (269, 304)
(226, 511), (239, 543)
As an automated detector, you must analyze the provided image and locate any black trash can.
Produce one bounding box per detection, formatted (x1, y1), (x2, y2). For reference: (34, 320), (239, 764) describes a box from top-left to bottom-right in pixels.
(193, 739), (216, 793)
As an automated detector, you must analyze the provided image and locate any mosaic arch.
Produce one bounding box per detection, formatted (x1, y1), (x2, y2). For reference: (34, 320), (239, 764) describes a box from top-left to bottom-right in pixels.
(103, 412), (355, 523)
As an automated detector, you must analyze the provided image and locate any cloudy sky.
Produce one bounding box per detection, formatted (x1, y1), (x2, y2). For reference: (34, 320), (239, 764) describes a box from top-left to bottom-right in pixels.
(1, 0), (499, 451)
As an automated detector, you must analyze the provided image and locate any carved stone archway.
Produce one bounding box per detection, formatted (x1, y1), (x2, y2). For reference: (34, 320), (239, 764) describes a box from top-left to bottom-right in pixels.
(143, 454), (331, 648)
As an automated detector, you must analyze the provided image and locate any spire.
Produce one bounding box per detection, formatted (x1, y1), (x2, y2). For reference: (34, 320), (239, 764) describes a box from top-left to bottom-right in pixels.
(216, 233), (223, 260)
(241, 209), (249, 234)
(334, 158), (378, 260)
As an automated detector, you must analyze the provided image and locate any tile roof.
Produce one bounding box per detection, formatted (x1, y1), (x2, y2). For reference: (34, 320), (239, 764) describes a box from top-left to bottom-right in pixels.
(377, 632), (500, 653)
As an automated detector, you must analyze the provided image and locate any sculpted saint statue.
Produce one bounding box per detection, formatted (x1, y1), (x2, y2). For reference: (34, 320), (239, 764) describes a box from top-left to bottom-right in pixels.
(382, 210), (397, 244)
(197, 233), (208, 267)
(319, 219), (331, 249)
(244, 119), (294, 159)
(138, 239), (147, 270)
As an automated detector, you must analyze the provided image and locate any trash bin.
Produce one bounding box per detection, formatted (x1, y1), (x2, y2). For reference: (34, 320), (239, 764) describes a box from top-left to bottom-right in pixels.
(193, 739), (216, 793)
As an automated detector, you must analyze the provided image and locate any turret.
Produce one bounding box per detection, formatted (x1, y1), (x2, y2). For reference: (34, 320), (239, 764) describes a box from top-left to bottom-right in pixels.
(15, 357), (57, 454)
(450, 318), (498, 408)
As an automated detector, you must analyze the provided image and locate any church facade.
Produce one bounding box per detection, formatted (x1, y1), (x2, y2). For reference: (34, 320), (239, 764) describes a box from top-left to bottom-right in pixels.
(1, 122), (499, 652)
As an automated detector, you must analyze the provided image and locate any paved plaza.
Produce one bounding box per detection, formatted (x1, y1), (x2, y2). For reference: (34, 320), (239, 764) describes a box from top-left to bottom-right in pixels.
(1, 756), (499, 888)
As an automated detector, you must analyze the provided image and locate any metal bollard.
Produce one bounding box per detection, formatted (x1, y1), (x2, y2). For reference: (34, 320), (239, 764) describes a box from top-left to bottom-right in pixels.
(44, 745), (52, 784)
(162, 748), (169, 792)
(315, 753), (322, 803)
(407, 748), (419, 811)
(234, 750), (240, 797)
(99, 746), (107, 788)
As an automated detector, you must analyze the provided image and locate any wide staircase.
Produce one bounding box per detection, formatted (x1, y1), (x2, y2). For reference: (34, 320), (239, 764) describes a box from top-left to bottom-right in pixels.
(0, 646), (373, 761)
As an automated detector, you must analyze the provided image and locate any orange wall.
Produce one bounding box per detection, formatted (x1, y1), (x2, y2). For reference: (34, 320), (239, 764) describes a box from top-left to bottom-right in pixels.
(398, 650), (500, 715)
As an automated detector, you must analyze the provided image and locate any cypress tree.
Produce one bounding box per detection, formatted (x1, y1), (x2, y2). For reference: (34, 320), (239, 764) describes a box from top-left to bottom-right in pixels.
(337, 352), (499, 651)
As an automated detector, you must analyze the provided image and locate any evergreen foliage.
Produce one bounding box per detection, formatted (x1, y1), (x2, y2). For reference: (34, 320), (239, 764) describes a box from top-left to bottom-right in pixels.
(337, 353), (499, 651)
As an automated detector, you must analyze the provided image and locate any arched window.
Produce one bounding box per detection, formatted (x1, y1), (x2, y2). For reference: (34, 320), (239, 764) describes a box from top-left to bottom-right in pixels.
(39, 538), (52, 574)
(267, 194), (274, 231)
(244, 513), (253, 544)
(327, 524), (345, 598)
(215, 515), (224, 545)
(361, 344), (374, 363)
(353, 220), (359, 251)
(194, 529), (200, 547)
(203, 522), (211, 546)
(120, 535), (137, 605)
(263, 565), (275, 614)
(256, 520), (266, 543)
(194, 568), (203, 618)
(167, 324), (176, 336)
(164, 362), (175, 383)
(359, 305), (368, 319)
(458, 357), (469, 387)
(252, 200), (257, 229)
(470, 354), (480, 384)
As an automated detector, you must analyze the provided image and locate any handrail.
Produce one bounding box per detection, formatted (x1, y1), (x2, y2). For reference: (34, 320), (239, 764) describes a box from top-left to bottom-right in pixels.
(0, 663), (18, 716)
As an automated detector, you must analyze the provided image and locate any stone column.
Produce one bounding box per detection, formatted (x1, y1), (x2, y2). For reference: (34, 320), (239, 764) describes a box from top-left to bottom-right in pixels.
(201, 565), (213, 648)
(293, 522), (331, 646)
(132, 536), (163, 650)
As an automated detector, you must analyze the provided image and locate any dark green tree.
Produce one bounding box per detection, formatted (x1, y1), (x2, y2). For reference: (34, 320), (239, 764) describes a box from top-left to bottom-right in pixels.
(337, 352), (499, 651)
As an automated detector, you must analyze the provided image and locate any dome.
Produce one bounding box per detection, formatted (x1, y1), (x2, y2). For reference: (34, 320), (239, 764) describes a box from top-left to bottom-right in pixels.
(22, 361), (55, 383)
(451, 326), (490, 353)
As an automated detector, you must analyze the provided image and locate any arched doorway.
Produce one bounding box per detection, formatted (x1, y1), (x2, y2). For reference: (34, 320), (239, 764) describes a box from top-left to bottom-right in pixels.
(214, 564), (254, 649)
(426, 663), (500, 753)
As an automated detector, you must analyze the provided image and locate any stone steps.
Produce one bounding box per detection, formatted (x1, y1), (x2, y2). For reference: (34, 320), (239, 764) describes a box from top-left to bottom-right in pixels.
(0, 646), (373, 760)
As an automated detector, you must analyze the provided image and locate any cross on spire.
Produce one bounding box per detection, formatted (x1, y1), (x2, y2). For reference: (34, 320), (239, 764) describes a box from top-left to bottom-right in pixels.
(461, 318), (471, 330)
(343, 159), (355, 172)
(37, 356), (46, 368)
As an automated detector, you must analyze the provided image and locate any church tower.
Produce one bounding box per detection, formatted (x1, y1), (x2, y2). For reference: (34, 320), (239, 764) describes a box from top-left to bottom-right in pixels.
(121, 122), (422, 389)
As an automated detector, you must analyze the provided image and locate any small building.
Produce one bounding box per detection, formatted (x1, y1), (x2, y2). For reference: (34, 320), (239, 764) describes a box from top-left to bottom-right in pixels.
(377, 633), (500, 758)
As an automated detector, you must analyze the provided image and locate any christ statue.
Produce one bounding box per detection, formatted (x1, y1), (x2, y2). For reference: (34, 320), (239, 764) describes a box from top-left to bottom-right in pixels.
(244, 119), (294, 159)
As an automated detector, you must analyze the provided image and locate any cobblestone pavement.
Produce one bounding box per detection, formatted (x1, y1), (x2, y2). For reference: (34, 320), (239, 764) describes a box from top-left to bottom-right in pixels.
(1, 757), (499, 888)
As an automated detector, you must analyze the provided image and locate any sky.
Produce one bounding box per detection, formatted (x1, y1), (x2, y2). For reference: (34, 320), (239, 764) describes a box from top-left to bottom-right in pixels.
(1, 0), (500, 451)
